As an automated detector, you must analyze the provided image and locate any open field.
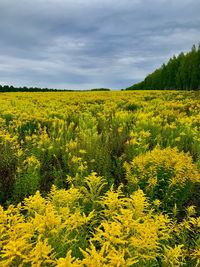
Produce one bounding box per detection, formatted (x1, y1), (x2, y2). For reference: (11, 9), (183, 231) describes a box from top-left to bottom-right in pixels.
(0, 91), (200, 266)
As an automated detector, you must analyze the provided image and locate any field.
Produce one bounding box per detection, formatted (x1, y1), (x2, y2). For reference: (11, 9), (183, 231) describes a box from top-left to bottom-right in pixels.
(0, 90), (200, 266)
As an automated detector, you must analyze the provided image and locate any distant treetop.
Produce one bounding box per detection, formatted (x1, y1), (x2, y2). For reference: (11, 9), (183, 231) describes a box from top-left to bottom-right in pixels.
(0, 86), (111, 92)
(125, 44), (200, 91)
(90, 88), (111, 91)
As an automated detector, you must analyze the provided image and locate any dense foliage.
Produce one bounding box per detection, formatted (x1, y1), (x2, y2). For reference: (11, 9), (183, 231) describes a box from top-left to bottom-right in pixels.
(0, 91), (200, 266)
(126, 45), (200, 90)
(0, 85), (67, 92)
(0, 85), (110, 92)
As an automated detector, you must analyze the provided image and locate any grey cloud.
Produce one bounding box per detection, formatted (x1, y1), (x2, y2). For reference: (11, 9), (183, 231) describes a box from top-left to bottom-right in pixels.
(0, 0), (199, 89)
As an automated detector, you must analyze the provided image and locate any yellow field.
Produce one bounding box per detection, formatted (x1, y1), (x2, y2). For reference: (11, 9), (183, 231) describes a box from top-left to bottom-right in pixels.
(0, 91), (200, 266)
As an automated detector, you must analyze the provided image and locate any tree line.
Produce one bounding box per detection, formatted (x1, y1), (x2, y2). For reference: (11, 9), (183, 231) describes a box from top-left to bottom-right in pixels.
(126, 44), (200, 90)
(0, 85), (111, 92)
(0, 85), (75, 92)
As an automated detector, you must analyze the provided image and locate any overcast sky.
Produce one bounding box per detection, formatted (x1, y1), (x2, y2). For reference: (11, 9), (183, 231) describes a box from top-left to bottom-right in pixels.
(0, 0), (199, 90)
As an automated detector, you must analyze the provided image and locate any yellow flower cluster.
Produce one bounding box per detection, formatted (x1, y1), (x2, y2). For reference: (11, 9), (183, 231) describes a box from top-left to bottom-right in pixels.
(125, 147), (200, 212)
(0, 181), (199, 266)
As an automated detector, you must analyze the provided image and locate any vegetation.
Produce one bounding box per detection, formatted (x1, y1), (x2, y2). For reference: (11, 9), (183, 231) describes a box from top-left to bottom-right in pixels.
(90, 88), (111, 91)
(0, 85), (70, 92)
(126, 44), (200, 90)
(0, 91), (199, 266)
(0, 85), (111, 92)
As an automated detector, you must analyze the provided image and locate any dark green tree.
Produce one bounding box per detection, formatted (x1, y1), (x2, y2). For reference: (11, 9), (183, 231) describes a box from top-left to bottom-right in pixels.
(126, 44), (200, 91)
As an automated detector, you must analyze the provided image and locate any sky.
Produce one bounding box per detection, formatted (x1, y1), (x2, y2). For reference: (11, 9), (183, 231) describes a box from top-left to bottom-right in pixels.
(0, 0), (199, 90)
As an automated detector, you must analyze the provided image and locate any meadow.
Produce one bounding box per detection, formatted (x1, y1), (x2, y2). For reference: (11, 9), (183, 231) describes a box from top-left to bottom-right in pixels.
(0, 90), (199, 266)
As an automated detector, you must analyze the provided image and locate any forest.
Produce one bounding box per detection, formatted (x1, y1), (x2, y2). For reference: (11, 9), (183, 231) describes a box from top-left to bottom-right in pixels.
(126, 44), (200, 91)
(0, 85), (110, 93)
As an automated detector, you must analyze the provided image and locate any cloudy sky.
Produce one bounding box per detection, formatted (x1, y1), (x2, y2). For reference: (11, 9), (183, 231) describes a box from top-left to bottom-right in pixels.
(0, 0), (199, 90)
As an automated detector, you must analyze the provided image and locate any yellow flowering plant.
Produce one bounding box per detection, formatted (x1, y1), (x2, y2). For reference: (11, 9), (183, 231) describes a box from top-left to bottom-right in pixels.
(0, 91), (199, 266)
